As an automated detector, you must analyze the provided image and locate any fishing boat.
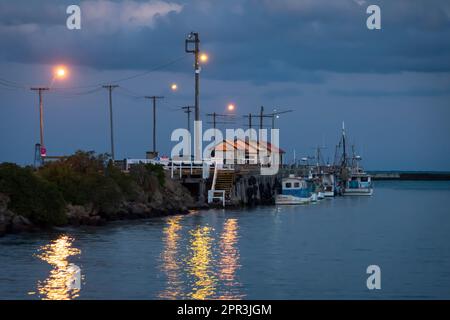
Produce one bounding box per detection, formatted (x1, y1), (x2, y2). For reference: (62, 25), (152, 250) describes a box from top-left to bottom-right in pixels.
(306, 178), (321, 202)
(322, 173), (335, 197)
(343, 166), (373, 196)
(334, 122), (374, 196)
(276, 175), (311, 205)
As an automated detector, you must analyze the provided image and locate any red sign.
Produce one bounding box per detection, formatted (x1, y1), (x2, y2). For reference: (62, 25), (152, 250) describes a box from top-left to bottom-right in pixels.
(40, 146), (47, 157)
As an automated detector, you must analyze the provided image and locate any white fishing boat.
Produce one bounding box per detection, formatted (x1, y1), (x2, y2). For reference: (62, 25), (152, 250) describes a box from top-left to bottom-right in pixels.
(317, 191), (325, 200)
(335, 122), (374, 197)
(276, 175), (311, 205)
(343, 169), (373, 196)
(306, 177), (322, 202)
(322, 173), (335, 197)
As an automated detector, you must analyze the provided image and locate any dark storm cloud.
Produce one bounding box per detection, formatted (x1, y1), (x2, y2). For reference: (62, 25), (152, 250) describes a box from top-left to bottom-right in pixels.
(0, 0), (450, 83)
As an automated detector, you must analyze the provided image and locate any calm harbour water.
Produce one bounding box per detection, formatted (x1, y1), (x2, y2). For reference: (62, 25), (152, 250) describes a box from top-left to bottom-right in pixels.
(1, 181), (450, 300)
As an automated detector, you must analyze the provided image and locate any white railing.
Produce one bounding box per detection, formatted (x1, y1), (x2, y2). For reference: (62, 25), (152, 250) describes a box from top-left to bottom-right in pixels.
(170, 160), (214, 179)
(211, 163), (219, 191)
(207, 190), (225, 207)
(124, 158), (165, 171)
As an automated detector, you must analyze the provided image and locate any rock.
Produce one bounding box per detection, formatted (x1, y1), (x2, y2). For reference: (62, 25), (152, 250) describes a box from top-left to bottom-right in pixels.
(66, 204), (90, 219)
(85, 215), (103, 226)
(0, 213), (6, 236)
(0, 193), (10, 213)
(127, 202), (152, 218)
(11, 215), (32, 233)
(160, 174), (195, 212)
(1, 210), (14, 225)
(66, 204), (100, 225)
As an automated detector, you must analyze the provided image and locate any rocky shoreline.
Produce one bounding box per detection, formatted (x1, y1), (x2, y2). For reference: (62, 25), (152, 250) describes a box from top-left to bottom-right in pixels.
(0, 173), (196, 237)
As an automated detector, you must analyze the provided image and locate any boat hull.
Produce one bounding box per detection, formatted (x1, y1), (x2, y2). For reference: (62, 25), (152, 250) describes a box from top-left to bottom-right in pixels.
(323, 191), (335, 197)
(343, 188), (373, 196)
(276, 194), (311, 205)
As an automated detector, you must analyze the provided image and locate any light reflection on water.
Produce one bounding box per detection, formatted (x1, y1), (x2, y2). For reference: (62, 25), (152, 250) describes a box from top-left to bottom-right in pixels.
(2, 182), (450, 299)
(159, 216), (183, 299)
(217, 218), (244, 299)
(187, 226), (216, 300)
(159, 216), (244, 300)
(35, 235), (81, 300)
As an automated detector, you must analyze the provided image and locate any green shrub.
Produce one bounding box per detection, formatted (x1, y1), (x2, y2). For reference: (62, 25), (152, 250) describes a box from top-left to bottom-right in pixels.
(0, 151), (169, 224)
(38, 151), (126, 213)
(130, 163), (165, 190)
(0, 163), (66, 226)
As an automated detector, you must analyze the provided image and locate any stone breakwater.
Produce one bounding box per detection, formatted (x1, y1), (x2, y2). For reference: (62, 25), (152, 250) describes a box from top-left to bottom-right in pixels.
(0, 176), (195, 237)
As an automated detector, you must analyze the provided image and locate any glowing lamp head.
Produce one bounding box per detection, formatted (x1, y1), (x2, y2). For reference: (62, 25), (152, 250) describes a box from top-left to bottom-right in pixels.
(54, 66), (68, 79)
(199, 53), (209, 63)
(227, 104), (235, 111)
(171, 83), (178, 91)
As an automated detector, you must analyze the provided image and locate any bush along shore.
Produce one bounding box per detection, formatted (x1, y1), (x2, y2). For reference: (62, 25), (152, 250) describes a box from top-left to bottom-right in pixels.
(0, 151), (194, 236)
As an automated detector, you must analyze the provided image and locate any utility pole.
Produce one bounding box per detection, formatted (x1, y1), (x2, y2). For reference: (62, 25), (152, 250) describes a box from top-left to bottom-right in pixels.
(31, 87), (50, 149)
(259, 106), (264, 131)
(31, 87), (49, 165)
(186, 32), (202, 160)
(185, 32), (200, 122)
(103, 85), (119, 160)
(182, 106), (193, 133)
(144, 96), (164, 154)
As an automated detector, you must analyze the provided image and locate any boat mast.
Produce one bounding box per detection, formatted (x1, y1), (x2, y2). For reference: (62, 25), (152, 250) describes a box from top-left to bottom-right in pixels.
(341, 121), (347, 168)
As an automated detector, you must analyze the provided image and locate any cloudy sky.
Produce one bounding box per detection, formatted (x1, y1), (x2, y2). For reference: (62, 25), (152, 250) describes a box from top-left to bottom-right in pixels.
(0, 0), (449, 170)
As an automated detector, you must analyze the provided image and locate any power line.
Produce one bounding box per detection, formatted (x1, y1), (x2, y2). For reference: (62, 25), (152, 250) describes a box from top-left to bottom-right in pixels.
(0, 54), (189, 91)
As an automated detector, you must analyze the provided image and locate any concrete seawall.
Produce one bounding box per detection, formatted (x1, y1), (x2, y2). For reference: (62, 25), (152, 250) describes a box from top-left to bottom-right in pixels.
(369, 171), (450, 181)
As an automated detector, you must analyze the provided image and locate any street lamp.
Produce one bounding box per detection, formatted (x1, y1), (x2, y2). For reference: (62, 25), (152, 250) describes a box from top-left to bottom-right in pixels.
(227, 103), (235, 112)
(199, 53), (209, 63)
(185, 31), (202, 161)
(269, 108), (293, 129)
(170, 83), (178, 91)
(32, 65), (69, 166)
(54, 66), (67, 79)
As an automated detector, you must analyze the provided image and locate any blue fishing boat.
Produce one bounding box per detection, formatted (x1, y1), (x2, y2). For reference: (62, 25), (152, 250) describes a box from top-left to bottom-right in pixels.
(276, 175), (311, 205)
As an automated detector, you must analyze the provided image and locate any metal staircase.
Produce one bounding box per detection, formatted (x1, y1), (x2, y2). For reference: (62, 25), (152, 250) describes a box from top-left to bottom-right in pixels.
(208, 164), (235, 207)
(214, 170), (235, 200)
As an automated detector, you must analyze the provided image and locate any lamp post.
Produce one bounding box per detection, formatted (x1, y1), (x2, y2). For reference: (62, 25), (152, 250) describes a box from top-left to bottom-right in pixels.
(31, 87), (49, 165)
(185, 32), (208, 161)
(31, 66), (68, 166)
